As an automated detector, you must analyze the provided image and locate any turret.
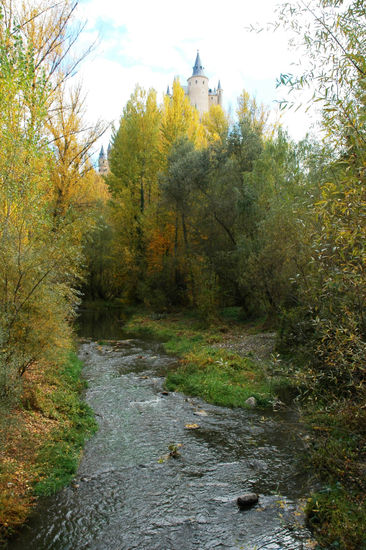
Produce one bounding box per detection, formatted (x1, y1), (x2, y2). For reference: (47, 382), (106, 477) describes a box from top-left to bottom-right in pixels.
(98, 145), (109, 175)
(187, 51), (209, 117)
(217, 80), (223, 107)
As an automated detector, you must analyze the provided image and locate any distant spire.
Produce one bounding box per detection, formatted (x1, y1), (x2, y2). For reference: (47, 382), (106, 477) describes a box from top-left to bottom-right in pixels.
(166, 85), (170, 95)
(107, 143), (111, 154)
(192, 50), (205, 76)
(99, 145), (105, 159)
(218, 80), (222, 90)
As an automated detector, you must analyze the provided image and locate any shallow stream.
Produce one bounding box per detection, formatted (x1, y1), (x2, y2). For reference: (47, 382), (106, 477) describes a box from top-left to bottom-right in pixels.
(9, 308), (314, 549)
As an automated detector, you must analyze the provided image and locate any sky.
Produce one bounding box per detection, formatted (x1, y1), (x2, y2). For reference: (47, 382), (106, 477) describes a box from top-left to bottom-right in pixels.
(73, 0), (318, 156)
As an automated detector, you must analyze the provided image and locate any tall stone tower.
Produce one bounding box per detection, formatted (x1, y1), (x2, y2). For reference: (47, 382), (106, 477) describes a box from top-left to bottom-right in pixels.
(186, 51), (223, 117)
(187, 51), (209, 117)
(98, 145), (109, 175)
(166, 52), (223, 117)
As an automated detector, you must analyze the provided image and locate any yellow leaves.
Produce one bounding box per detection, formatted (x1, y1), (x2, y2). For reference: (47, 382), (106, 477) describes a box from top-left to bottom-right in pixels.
(160, 79), (206, 153)
(146, 224), (175, 274)
(201, 104), (229, 143)
(184, 423), (200, 429)
(237, 89), (270, 136)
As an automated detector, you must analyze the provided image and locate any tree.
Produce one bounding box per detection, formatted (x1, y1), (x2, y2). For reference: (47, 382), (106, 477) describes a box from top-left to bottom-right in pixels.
(275, 0), (366, 397)
(106, 86), (162, 302)
(201, 104), (229, 143)
(0, 0), (104, 406)
(160, 79), (206, 154)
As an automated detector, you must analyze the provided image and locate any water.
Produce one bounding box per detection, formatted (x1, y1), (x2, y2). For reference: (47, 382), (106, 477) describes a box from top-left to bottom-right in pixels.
(9, 308), (314, 549)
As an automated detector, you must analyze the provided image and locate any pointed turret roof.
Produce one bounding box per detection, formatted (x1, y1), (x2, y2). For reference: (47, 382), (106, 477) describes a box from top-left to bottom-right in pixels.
(99, 145), (105, 159)
(166, 85), (171, 95)
(218, 80), (222, 90)
(192, 50), (206, 76)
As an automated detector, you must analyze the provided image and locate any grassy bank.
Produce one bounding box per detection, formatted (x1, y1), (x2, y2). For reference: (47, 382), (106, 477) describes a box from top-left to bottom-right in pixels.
(125, 311), (282, 408)
(0, 352), (97, 544)
(304, 405), (366, 549)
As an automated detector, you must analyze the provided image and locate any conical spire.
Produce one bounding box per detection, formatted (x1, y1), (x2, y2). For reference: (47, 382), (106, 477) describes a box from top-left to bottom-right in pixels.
(166, 85), (171, 95)
(99, 145), (105, 159)
(192, 50), (205, 76)
(217, 80), (222, 90)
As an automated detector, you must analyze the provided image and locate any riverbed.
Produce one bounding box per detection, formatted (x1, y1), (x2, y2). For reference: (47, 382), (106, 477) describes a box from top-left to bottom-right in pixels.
(9, 309), (314, 549)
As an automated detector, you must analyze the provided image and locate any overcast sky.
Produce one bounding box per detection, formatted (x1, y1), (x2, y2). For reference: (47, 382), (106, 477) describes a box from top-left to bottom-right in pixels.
(74, 0), (318, 155)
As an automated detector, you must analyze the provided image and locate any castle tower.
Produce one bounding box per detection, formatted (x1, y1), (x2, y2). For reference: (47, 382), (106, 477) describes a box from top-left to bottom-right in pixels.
(98, 146), (109, 175)
(167, 52), (223, 116)
(187, 51), (209, 117)
(217, 80), (223, 107)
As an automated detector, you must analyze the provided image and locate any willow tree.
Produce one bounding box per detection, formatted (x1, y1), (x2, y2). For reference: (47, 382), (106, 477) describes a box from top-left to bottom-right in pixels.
(0, 1), (105, 406)
(275, 0), (366, 397)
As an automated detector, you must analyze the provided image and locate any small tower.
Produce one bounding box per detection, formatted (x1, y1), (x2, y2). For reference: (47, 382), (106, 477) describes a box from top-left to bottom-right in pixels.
(98, 146), (109, 175)
(187, 51), (209, 117)
(217, 80), (223, 107)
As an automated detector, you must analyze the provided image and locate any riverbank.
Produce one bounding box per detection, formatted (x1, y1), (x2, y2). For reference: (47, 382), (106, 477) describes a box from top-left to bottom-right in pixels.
(0, 352), (97, 546)
(125, 310), (286, 409)
(125, 309), (366, 550)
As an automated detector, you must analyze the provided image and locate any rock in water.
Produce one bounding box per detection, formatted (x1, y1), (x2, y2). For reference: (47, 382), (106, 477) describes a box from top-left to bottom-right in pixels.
(237, 493), (259, 508)
(245, 397), (257, 408)
(193, 410), (208, 416)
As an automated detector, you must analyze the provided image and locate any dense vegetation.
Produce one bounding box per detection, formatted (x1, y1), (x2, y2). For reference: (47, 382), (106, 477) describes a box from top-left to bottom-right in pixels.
(0, 0), (365, 548)
(0, 0), (106, 542)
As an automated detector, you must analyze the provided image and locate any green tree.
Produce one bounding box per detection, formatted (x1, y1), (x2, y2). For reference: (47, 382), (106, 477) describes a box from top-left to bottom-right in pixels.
(276, 0), (366, 397)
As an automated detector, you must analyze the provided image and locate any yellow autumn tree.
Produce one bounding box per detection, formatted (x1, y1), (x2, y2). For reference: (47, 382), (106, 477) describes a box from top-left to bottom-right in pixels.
(237, 89), (272, 137)
(160, 79), (206, 154)
(201, 104), (229, 143)
(105, 86), (162, 301)
(0, 0), (105, 405)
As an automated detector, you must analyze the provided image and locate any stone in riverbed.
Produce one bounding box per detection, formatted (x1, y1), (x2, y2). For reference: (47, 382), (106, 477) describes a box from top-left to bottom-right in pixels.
(237, 493), (259, 508)
(193, 410), (208, 416)
(245, 397), (257, 408)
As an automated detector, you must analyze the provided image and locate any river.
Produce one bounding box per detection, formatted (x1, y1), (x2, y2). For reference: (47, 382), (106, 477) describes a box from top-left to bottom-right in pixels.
(9, 308), (314, 549)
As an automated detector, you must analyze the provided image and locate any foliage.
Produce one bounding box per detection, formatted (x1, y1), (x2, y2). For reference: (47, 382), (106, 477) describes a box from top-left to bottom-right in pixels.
(273, 1), (366, 547)
(274, 0), (366, 399)
(0, 0), (105, 405)
(304, 405), (366, 550)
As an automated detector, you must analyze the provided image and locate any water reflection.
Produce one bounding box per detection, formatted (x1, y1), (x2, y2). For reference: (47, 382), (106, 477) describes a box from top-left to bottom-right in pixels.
(75, 305), (128, 340)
